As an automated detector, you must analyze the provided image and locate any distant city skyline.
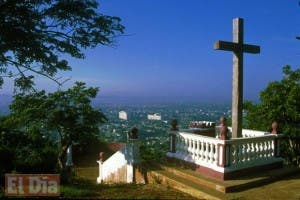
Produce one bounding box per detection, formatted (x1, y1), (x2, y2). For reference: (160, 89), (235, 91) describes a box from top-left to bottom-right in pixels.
(1, 1), (299, 103)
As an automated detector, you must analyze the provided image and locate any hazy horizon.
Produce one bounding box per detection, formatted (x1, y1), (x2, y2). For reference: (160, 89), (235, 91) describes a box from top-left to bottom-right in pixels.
(1, 93), (260, 108)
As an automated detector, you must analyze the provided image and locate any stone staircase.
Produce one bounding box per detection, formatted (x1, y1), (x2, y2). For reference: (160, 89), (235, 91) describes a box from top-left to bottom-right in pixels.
(146, 162), (300, 199)
(147, 165), (220, 199)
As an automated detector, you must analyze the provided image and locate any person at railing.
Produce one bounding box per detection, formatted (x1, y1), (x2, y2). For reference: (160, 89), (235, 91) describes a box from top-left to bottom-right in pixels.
(269, 121), (279, 134)
(219, 116), (229, 140)
(170, 119), (178, 153)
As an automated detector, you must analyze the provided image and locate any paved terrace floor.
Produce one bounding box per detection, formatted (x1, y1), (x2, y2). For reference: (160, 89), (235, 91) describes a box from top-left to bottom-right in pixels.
(223, 173), (300, 200)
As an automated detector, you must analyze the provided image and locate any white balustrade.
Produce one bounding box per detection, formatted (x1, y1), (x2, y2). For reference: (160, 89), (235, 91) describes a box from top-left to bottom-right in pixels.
(229, 127), (270, 138)
(166, 130), (284, 173)
(167, 132), (220, 170)
(226, 135), (281, 170)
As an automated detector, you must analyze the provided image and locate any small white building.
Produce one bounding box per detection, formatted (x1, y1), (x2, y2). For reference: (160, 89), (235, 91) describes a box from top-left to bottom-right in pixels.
(119, 111), (127, 120)
(97, 140), (143, 184)
(147, 113), (161, 120)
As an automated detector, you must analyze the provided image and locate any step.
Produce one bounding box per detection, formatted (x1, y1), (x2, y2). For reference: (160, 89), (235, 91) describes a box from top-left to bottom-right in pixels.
(149, 169), (222, 200)
(150, 162), (300, 193)
(159, 164), (227, 193)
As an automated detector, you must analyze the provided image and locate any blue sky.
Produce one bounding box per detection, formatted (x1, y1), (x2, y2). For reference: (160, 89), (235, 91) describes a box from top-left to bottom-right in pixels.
(1, 0), (300, 103)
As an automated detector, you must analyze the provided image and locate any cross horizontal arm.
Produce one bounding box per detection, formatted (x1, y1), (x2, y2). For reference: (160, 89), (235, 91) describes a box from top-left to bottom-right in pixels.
(214, 40), (260, 54)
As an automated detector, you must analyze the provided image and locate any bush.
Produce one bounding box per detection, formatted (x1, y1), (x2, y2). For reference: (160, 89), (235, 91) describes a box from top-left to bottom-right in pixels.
(0, 128), (59, 175)
(0, 146), (14, 174)
(140, 139), (169, 163)
(0, 146), (14, 186)
(14, 145), (59, 174)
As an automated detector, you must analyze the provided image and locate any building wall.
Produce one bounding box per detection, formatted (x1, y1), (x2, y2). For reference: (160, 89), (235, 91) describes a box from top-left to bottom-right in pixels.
(147, 113), (161, 120)
(119, 111), (128, 120)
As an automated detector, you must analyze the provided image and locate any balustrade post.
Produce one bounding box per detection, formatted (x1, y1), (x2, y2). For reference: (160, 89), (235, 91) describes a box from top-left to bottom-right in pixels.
(274, 136), (280, 157)
(128, 127), (140, 164)
(185, 138), (189, 155)
(169, 131), (177, 153)
(169, 119), (179, 153)
(128, 138), (140, 164)
(201, 141), (204, 160)
(225, 144), (232, 166)
(209, 143), (214, 163)
(192, 139), (196, 159)
(188, 138), (192, 154)
(196, 140), (200, 160)
(217, 143), (231, 167)
(97, 152), (104, 183)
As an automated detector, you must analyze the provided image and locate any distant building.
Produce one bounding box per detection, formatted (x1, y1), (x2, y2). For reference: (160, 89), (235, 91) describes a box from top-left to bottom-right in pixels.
(147, 113), (161, 120)
(119, 111), (127, 120)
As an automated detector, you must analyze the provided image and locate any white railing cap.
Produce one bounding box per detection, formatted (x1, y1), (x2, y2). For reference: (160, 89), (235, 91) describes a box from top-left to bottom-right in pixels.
(225, 134), (284, 144)
(177, 131), (222, 143)
(177, 131), (284, 145)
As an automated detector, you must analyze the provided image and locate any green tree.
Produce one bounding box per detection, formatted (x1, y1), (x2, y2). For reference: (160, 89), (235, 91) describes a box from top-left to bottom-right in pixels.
(244, 65), (300, 135)
(3, 82), (107, 170)
(244, 65), (300, 163)
(0, 122), (58, 175)
(0, 0), (124, 91)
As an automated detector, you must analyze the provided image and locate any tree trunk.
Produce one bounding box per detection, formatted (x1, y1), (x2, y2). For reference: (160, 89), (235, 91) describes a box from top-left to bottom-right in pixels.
(57, 141), (71, 171)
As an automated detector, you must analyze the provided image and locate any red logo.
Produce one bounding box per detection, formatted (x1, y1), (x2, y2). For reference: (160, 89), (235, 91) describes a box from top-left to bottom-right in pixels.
(5, 174), (60, 196)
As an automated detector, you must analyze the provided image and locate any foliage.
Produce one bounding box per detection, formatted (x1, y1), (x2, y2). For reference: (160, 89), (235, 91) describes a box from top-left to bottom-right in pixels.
(244, 65), (300, 164)
(244, 65), (300, 135)
(0, 125), (58, 185)
(0, 145), (14, 175)
(61, 185), (93, 197)
(140, 139), (169, 163)
(0, 0), (124, 91)
(2, 82), (107, 170)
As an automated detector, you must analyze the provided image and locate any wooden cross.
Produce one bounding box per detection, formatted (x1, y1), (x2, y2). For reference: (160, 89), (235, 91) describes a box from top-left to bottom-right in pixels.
(214, 18), (260, 138)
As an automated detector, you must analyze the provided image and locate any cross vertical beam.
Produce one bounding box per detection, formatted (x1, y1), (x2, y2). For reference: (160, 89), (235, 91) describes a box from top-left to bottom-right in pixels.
(214, 18), (260, 138)
(232, 18), (243, 138)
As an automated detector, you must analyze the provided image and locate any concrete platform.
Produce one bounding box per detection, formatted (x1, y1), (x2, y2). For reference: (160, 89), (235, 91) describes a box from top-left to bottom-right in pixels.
(146, 161), (300, 196)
